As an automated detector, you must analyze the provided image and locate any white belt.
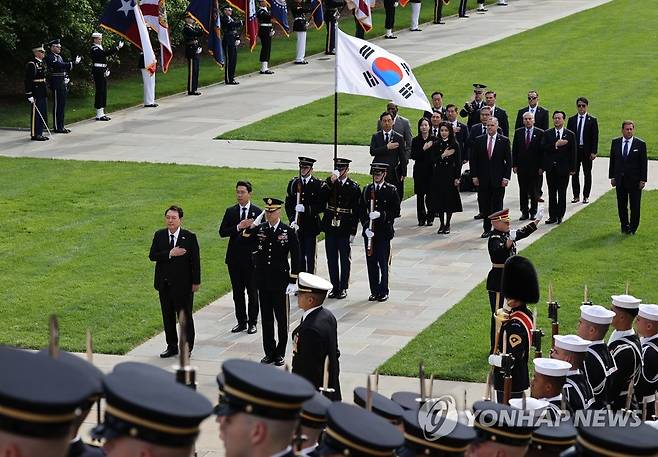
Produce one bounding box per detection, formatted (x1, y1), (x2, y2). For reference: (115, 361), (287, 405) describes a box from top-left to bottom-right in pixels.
(93, 63), (107, 68)
(260, 23), (272, 27)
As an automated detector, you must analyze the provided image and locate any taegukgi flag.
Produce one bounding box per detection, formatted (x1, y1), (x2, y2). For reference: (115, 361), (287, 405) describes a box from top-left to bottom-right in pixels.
(335, 27), (431, 112)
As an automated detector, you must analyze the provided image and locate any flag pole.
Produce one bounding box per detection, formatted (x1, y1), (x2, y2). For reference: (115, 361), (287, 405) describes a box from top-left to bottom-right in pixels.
(333, 26), (338, 163)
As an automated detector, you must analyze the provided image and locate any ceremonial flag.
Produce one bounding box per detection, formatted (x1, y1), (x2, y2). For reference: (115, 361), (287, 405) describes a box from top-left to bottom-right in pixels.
(141, 0), (173, 72)
(100, 0), (157, 74)
(399, 0), (409, 6)
(228, 0), (258, 50)
(335, 27), (431, 111)
(186, 0), (225, 65)
(346, 0), (372, 33)
(310, 0), (323, 29)
(269, 0), (289, 34)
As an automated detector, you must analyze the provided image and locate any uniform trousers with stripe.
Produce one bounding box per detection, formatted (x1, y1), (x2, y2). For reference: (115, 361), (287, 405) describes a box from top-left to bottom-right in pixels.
(52, 86), (66, 130)
(364, 235), (391, 297)
(30, 96), (48, 137)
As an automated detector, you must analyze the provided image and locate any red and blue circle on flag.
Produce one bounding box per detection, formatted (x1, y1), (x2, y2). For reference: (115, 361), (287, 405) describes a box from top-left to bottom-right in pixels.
(371, 57), (403, 87)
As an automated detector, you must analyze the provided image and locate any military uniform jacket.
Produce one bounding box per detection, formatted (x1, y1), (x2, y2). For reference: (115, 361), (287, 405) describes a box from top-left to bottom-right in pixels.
(291, 306), (342, 400)
(321, 177), (361, 236)
(486, 223), (537, 292)
(25, 58), (47, 98)
(247, 221), (300, 289)
(183, 23), (204, 58)
(257, 6), (273, 26)
(221, 14), (243, 37)
(360, 182), (401, 241)
(583, 341), (617, 409)
(285, 175), (325, 236)
(292, 4), (309, 31)
(68, 439), (103, 457)
(45, 52), (73, 89)
(90, 44), (119, 74)
(636, 335), (658, 404)
(564, 370), (594, 412)
(493, 305), (534, 392)
(608, 330), (642, 410)
(218, 203), (262, 265)
(543, 396), (563, 422)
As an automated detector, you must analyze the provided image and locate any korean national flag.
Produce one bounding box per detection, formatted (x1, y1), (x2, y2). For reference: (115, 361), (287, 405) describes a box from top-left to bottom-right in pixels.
(335, 27), (431, 112)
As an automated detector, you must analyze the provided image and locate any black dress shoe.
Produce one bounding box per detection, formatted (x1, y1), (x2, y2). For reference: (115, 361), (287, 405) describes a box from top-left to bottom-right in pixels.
(31, 135), (49, 141)
(410, 28), (422, 31)
(459, 14), (469, 18)
(274, 356), (285, 366)
(328, 289), (338, 298)
(247, 324), (257, 334)
(433, 21), (446, 24)
(384, 35), (397, 39)
(231, 323), (247, 333)
(444, 225), (450, 234)
(571, 197), (580, 203)
(480, 231), (490, 238)
(96, 116), (111, 121)
(538, 197), (544, 202)
(378, 294), (389, 302)
(583, 198), (589, 204)
(337, 290), (347, 299)
(545, 219), (556, 224)
(556, 218), (562, 224)
(294, 60), (309, 64)
(260, 355), (274, 364)
(418, 221), (425, 226)
(226, 80), (240, 85)
(368, 294), (379, 301)
(160, 348), (178, 358)
(437, 225), (445, 234)
(426, 220), (434, 226)
(519, 214), (529, 221)
(144, 103), (159, 108)
(474, 213), (484, 220)
(259, 70), (274, 74)
(188, 91), (202, 95)
(54, 128), (71, 133)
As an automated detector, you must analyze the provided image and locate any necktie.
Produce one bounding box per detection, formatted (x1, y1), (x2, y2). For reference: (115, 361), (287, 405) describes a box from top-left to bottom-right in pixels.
(623, 140), (629, 158)
(482, 125), (485, 135)
(525, 129), (531, 147)
(384, 132), (389, 143)
(556, 129), (561, 140)
(241, 207), (247, 220)
(487, 136), (494, 159)
(577, 116), (584, 145)
(169, 234), (175, 249)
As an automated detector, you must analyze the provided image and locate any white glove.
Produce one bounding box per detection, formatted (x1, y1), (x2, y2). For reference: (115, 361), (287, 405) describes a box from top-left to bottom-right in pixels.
(286, 283), (298, 295)
(365, 228), (374, 239)
(235, 39), (241, 46)
(74, 55), (82, 64)
(118, 41), (124, 49)
(295, 204), (305, 213)
(394, 1), (399, 5)
(509, 229), (517, 241)
(290, 221), (299, 231)
(104, 69), (111, 77)
(369, 211), (380, 220)
(27, 96), (35, 104)
(349, 235), (355, 244)
(253, 210), (265, 226)
(488, 354), (502, 367)
(196, 47), (202, 54)
(536, 206), (545, 221)
(269, 30), (275, 37)
(332, 169), (340, 178)
(64, 77), (70, 85)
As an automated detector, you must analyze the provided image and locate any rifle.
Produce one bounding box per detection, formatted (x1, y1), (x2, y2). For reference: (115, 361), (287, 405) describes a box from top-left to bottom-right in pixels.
(582, 284), (593, 306)
(367, 175), (375, 256)
(292, 421), (307, 453)
(48, 314), (60, 359)
(419, 360), (426, 403)
(501, 330), (515, 405)
(294, 166), (302, 229)
(318, 356), (335, 398)
(484, 306), (511, 400)
(547, 283), (560, 348)
(531, 306), (544, 358)
(330, 159), (341, 228)
(86, 329), (103, 428)
(625, 377), (635, 412)
(175, 310), (197, 456)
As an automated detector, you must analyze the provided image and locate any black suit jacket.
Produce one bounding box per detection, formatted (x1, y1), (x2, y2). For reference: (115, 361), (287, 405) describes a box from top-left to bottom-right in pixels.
(410, 134), (437, 192)
(248, 221), (300, 288)
(149, 228), (201, 291)
(451, 121), (469, 161)
(542, 128), (577, 176)
(608, 137), (648, 187)
(218, 203), (262, 264)
(512, 127), (544, 175)
(470, 134), (512, 186)
(369, 130), (407, 183)
(514, 106), (550, 131)
(567, 113), (599, 158)
(467, 123), (502, 165)
(291, 306), (341, 400)
(491, 106), (510, 138)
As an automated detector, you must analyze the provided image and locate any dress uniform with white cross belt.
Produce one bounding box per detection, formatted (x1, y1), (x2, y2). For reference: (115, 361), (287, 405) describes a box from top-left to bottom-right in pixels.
(552, 334), (595, 412)
(25, 45), (49, 141)
(45, 38), (78, 133)
(635, 304), (658, 416)
(90, 32), (122, 121)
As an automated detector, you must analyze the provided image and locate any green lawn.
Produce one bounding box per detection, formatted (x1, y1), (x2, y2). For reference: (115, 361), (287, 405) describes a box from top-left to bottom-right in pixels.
(0, 157), (379, 353)
(220, 0), (658, 158)
(379, 190), (658, 382)
(0, 0), (489, 129)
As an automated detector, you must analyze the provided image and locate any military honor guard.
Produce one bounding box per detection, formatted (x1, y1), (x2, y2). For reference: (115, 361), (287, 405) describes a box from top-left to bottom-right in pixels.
(286, 157), (325, 273)
(607, 294), (643, 410)
(550, 334), (595, 412)
(138, 52), (158, 107)
(361, 163), (401, 302)
(485, 208), (541, 351)
(220, 4), (242, 85)
(433, 0), (448, 24)
(399, 409), (475, 457)
(292, 0), (309, 64)
(219, 181), (261, 334)
(90, 32), (123, 121)
(530, 358), (572, 420)
(635, 304), (658, 416)
(460, 83), (487, 128)
(321, 158), (361, 299)
(292, 272), (342, 400)
(183, 16), (204, 95)
(45, 38), (80, 134)
(324, 0), (343, 54)
(215, 359), (316, 457)
(353, 387), (404, 428)
(257, 0), (275, 74)
(576, 304), (617, 408)
(409, 0), (422, 31)
(25, 44), (49, 141)
(247, 197), (300, 366)
(526, 419), (577, 457)
(468, 400), (537, 456)
(295, 393), (331, 455)
(383, 0), (397, 38)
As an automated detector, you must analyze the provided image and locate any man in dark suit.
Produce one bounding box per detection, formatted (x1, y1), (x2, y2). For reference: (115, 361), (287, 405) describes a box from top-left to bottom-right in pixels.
(483, 90), (509, 138)
(567, 97), (599, 203)
(446, 104), (469, 162)
(460, 83), (487, 128)
(247, 198), (300, 366)
(377, 104), (412, 200)
(149, 205), (200, 358)
(470, 117), (512, 237)
(541, 111), (577, 225)
(370, 112), (407, 194)
(292, 272), (341, 401)
(512, 112), (544, 220)
(609, 120), (648, 234)
(219, 181), (261, 335)
(514, 90), (549, 131)
(423, 91), (447, 120)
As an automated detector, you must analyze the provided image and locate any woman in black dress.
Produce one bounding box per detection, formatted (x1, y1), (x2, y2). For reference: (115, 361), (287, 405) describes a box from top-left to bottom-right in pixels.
(430, 121), (462, 234)
(410, 117), (437, 226)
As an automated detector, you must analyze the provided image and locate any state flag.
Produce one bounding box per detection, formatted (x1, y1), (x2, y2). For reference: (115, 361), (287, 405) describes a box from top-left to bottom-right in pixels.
(141, 0), (173, 72)
(186, 0), (225, 65)
(346, 0), (372, 33)
(229, 0), (258, 50)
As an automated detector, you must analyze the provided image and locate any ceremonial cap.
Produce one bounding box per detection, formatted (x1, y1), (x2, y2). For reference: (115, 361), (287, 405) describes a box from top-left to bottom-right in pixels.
(317, 402), (404, 457)
(215, 358), (315, 420)
(553, 334), (591, 353)
(530, 418), (576, 454)
(300, 392), (331, 429)
(488, 208), (510, 222)
(334, 157), (352, 168)
(298, 272), (333, 295)
(36, 350), (103, 403)
(472, 401), (536, 447)
(533, 358), (571, 377)
(579, 305), (615, 325)
(47, 38), (61, 46)
(32, 45), (45, 52)
(574, 419), (658, 456)
(473, 83), (487, 90)
(263, 197), (283, 211)
(91, 32), (102, 38)
(91, 362), (212, 447)
(508, 397), (550, 412)
(370, 162), (388, 174)
(0, 346), (97, 438)
(353, 387), (404, 423)
(502, 255), (540, 304)
(391, 391), (424, 411)
(639, 304), (658, 321)
(611, 294), (641, 310)
(298, 156), (316, 166)
(400, 409), (475, 456)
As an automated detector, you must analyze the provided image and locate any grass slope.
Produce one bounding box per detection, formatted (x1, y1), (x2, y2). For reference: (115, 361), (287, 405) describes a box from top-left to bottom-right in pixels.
(379, 190), (658, 382)
(220, 0), (658, 158)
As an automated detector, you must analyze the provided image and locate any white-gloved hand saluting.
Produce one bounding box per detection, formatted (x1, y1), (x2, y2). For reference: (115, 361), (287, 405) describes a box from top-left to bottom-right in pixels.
(252, 210), (265, 226)
(369, 211), (380, 220)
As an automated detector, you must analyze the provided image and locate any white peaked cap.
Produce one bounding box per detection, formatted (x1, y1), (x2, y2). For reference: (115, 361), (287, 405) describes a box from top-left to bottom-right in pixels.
(297, 272), (333, 294)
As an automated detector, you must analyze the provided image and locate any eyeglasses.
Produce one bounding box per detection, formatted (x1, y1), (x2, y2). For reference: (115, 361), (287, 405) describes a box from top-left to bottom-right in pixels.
(577, 104), (587, 107)
(528, 96), (537, 100)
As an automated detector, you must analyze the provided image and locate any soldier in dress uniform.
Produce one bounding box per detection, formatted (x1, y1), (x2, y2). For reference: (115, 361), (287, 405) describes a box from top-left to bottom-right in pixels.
(383, 0), (397, 39)
(183, 16), (204, 95)
(550, 334), (595, 412)
(398, 409), (475, 457)
(257, 0), (275, 74)
(486, 208), (542, 352)
(361, 162), (401, 302)
(488, 255), (538, 403)
(324, 0), (343, 54)
(467, 400), (537, 456)
(286, 157), (325, 273)
(220, 4), (242, 85)
(295, 393), (331, 456)
(530, 358), (572, 420)
(576, 304), (617, 409)
(246, 197), (300, 366)
(292, 0), (310, 64)
(526, 418), (577, 457)
(353, 387), (404, 430)
(433, 0), (448, 24)
(460, 83), (487, 128)
(321, 158), (361, 299)
(292, 272), (342, 400)
(90, 32), (123, 121)
(607, 294), (643, 410)
(45, 38), (80, 134)
(635, 303), (658, 416)
(25, 44), (49, 141)
(215, 358), (316, 457)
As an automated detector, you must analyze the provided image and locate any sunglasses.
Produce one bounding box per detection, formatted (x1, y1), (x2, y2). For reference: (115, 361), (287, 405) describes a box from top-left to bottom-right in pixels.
(528, 96), (537, 100)
(577, 104), (587, 107)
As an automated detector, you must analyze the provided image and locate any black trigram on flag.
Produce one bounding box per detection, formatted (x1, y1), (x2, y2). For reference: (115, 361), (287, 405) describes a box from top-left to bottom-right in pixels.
(399, 83), (413, 99)
(400, 62), (411, 76)
(359, 45), (375, 60)
(363, 71), (379, 88)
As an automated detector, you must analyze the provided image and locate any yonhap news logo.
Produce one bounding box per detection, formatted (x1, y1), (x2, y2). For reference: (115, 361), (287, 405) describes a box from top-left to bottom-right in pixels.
(418, 395), (460, 440)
